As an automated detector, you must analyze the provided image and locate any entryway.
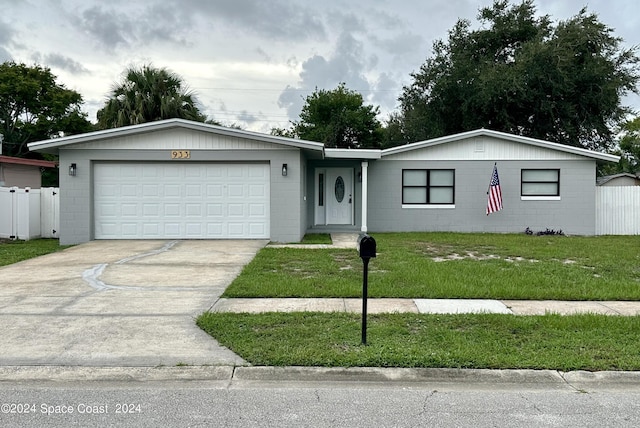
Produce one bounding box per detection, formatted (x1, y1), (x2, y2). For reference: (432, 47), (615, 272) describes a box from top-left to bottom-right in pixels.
(314, 168), (354, 226)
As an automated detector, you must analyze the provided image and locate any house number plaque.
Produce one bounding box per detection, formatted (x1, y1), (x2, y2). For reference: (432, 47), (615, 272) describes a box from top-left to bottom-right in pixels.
(171, 150), (191, 159)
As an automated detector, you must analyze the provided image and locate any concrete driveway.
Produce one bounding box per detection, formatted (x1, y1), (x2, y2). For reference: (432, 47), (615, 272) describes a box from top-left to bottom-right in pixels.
(0, 240), (267, 367)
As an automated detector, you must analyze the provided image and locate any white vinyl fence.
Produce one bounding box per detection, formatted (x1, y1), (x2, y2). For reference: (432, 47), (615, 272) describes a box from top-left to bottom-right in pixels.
(0, 187), (59, 240)
(596, 186), (640, 235)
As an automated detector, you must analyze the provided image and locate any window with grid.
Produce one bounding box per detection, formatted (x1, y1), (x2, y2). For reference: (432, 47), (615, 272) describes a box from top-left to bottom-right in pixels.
(402, 169), (455, 205)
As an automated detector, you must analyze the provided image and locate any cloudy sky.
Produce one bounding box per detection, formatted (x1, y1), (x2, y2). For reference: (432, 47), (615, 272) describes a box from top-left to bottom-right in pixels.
(2, 0), (639, 133)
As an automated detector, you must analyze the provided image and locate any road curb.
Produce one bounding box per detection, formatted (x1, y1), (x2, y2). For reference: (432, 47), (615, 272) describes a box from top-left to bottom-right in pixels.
(0, 366), (235, 382)
(3, 365), (639, 388)
(233, 366), (565, 385)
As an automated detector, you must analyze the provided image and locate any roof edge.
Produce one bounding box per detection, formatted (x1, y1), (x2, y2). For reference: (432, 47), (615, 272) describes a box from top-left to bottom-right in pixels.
(28, 119), (325, 153)
(0, 155), (58, 168)
(381, 129), (620, 162)
(324, 148), (381, 159)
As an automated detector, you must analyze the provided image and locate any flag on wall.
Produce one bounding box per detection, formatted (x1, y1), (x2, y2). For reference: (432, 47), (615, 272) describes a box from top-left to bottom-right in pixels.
(486, 163), (503, 215)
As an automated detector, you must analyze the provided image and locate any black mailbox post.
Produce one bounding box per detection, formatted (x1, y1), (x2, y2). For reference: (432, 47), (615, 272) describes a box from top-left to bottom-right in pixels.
(358, 234), (376, 345)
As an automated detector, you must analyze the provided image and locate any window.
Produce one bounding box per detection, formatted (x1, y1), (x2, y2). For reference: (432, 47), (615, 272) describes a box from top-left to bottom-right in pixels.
(402, 169), (454, 205)
(318, 173), (324, 206)
(521, 169), (560, 196)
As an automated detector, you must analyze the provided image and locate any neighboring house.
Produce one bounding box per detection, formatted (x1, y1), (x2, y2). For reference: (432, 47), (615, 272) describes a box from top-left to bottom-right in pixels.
(0, 155), (58, 189)
(28, 119), (619, 245)
(597, 173), (640, 187)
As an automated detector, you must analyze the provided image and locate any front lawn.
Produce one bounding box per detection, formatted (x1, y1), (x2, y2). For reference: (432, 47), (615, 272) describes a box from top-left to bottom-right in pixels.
(0, 239), (66, 267)
(197, 312), (640, 370)
(199, 233), (640, 369)
(225, 233), (640, 300)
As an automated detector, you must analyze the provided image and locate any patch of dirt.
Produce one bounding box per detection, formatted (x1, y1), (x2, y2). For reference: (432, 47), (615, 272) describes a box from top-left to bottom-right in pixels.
(416, 242), (542, 263)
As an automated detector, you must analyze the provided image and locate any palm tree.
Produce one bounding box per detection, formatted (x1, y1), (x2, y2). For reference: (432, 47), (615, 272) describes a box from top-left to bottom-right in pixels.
(97, 64), (206, 129)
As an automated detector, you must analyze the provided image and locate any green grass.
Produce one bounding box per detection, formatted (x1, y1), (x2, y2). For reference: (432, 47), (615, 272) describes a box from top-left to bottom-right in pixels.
(300, 233), (333, 244)
(0, 239), (67, 267)
(197, 311), (640, 371)
(225, 233), (640, 300)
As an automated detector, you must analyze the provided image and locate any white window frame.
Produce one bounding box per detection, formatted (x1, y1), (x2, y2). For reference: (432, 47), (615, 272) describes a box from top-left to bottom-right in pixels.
(521, 169), (560, 201)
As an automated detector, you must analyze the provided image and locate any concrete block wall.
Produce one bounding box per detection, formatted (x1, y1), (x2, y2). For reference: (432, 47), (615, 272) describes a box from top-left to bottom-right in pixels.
(367, 159), (596, 235)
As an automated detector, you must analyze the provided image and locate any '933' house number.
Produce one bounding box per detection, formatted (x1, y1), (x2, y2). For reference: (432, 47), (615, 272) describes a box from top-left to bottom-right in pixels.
(171, 150), (190, 159)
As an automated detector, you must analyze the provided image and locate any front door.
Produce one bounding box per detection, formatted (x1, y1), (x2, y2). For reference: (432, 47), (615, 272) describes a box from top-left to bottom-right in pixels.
(325, 168), (353, 225)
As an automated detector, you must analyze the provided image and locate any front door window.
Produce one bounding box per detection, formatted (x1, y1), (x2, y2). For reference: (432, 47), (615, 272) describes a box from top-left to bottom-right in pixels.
(335, 176), (345, 203)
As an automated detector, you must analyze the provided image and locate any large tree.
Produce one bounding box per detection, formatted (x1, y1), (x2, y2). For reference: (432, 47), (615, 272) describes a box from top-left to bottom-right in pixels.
(395, 1), (640, 151)
(97, 64), (206, 129)
(274, 83), (383, 149)
(0, 61), (93, 158)
(600, 116), (640, 175)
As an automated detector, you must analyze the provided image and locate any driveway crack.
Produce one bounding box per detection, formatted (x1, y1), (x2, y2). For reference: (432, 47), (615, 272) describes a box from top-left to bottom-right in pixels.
(114, 240), (180, 265)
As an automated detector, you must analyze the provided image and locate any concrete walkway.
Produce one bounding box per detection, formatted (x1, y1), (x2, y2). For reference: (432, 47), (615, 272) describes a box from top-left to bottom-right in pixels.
(211, 298), (640, 316)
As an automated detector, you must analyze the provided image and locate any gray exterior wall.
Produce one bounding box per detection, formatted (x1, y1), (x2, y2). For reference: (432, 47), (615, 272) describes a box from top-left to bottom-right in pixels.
(58, 145), (306, 245)
(367, 159), (597, 235)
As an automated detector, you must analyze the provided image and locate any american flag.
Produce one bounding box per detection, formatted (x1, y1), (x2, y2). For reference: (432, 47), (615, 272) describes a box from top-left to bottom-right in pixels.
(486, 164), (503, 215)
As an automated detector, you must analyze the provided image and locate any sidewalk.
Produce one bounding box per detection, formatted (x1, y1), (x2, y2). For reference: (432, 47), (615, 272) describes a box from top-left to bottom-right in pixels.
(211, 297), (640, 316)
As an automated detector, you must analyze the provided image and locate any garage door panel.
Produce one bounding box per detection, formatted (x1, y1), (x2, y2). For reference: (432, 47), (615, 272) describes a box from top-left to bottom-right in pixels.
(249, 223), (267, 235)
(94, 163), (270, 239)
(207, 185), (223, 197)
(185, 223), (203, 235)
(227, 204), (245, 217)
(122, 204), (138, 217)
(121, 223), (138, 237)
(96, 183), (117, 197)
(143, 223), (160, 236)
(164, 185), (181, 197)
(142, 184), (159, 196)
(163, 223), (181, 236)
(249, 184), (266, 197)
(228, 184), (244, 197)
(143, 204), (160, 216)
(228, 167), (244, 178)
(186, 204), (202, 216)
(207, 204), (223, 216)
(228, 223), (245, 236)
(249, 204), (266, 217)
(164, 204), (181, 217)
(207, 223), (223, 236)
(99, 223), (118, 236)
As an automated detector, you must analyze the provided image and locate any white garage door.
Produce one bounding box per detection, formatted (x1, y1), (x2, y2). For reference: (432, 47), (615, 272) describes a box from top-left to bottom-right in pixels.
(94, 163), (270, 239)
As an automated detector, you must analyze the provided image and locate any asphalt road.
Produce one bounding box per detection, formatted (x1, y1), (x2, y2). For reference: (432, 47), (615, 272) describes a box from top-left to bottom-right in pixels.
(1, 378), (640, 428)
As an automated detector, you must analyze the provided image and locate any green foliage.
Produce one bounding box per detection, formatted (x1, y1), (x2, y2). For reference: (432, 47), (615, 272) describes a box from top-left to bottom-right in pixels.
(197, 312), (640, 370)
(394, 1), (640, 151)
(0, 61), (93, 158)
(619, 117), (640, 173)
(300, 233), (333, 244)
(0, 239), (68, 266)
(278, 83), (383, 148)
(224, 233), (640, 300)
(602, 116), (640, 175)
(97, 64), (206, 129)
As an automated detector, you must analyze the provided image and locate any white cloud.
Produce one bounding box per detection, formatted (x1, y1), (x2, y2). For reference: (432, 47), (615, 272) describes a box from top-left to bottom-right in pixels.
(0, 0), (637, 130)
